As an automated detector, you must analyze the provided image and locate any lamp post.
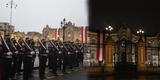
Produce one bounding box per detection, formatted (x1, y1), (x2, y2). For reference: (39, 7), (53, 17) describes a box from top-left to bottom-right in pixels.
(61, 18), (66, 41)
(6, 0), (18, 25)
(105, 25), (114, 66)
(137, 28), (144, 42)
(105, 25), (113, 36)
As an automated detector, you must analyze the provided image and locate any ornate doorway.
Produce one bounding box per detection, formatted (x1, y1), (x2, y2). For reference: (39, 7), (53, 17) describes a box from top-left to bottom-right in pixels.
(114, 39), (138, 72)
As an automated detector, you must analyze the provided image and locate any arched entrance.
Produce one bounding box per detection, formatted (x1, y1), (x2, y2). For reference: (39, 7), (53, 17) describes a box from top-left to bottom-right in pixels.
(114, 39), (138, 72)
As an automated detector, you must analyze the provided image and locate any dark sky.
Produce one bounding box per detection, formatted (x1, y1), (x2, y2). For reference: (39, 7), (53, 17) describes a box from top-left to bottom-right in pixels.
(88, 0), (160, 35)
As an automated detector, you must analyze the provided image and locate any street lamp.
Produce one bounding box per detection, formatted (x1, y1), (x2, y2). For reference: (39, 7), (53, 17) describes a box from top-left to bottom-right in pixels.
(6, 0), (18, 25)
(137, 28), (144, 42)
(61, 18), (66, 41)
(105, 25), (113, 36)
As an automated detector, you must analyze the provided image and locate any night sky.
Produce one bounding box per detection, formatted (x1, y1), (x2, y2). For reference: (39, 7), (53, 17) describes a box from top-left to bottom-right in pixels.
(88, 0), (160, 35)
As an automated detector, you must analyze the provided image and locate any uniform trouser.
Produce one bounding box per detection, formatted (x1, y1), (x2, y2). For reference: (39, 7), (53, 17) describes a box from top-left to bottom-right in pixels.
(17, 54), (23, 73)
(57, 54), (62, 70)
(11, 55), (18, 78)
(32, 55), (36, 71)
(39, 55), (47, 78)
(48, 54), (52, 69)
(62, 54), (67, 73)
(75, 54), (79, 67)
(68, 54), (73, 69)
(3, 58), (12, 80)
(23, 56), (32, 80)
(49, 54), (57, 74)
(0, 58), (5, 80)
(80, 53), (84, 65)
(52, 58), (57, 74)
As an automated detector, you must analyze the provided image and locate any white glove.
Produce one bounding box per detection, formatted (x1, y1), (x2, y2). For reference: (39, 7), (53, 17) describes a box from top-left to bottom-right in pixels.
(46, 50), (49, 53)
(15, 51), (18, 54)
(59, 51), (62, 54)
(68, 52), (71, 54)
(76, 50), (78, 53)
(7, 52), (12, 55)
(30, 51), (35, 55)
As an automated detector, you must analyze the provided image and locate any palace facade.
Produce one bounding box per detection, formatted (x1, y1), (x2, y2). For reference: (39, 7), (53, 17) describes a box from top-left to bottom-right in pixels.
(42, 21), (87, 42)
(88, 25), (160, 72)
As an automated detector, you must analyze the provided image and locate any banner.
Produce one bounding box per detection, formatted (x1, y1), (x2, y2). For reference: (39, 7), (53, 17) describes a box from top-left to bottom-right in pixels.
(96, 31), (105, 61)
(55, 28), (60, 40)
(144, 35), (147, 63)
(81, 26), (88, 44)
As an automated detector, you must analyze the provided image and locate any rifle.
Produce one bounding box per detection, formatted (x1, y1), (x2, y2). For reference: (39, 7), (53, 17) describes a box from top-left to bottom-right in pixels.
(17, 41), (22, 48)
(10, 39), (18, 51)
(38, 39), (47, 50)
(21, 38), (32, 51)
(46, 38), (59, 51)
(68, 42), (77, 51)
(0, 35), (11, 52)
(60, 41), (69, 51)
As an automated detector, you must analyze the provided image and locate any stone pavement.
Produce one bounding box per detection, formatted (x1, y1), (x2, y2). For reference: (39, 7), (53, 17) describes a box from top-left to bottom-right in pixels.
(15, 67), (88, 80)
(14, 67), (160, 80)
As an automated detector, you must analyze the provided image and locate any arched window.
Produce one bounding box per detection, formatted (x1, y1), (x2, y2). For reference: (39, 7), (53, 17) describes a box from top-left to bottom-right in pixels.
(90, 38), (96, 44)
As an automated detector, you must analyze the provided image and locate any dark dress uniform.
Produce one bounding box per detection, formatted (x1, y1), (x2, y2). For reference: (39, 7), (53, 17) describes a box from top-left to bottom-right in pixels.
(10, 38), (19, 79)
(66, 44), (74, 70)
(74, 50), (79, 67)
(0, 35), (14, 80)
(61, 45), (68, 73)
(22, 38), (34, 80)
(38, 39), (48, 79)
(54, 41), (65, 73)
(0, 39), (5, 80)
(48, 43), (53, 69)
(16, 39), (23, 74)
(57, 49), (62, 71)
(48, 42), (58, 75)
(30, 39), (36, 71)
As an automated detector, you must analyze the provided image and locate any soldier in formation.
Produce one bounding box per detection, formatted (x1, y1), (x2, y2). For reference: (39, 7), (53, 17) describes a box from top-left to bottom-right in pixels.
(0, 34), (85, 80)
(38, 39), (48, 79)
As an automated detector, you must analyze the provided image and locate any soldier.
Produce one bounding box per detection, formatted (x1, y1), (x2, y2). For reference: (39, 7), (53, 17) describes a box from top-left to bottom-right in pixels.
(60, 41), (68, 73)
(22, 38), (35, 80)
(30, 39), (36, 72)
(0, 35), (4, 80)
(56, 41), (63, 71)
(38, 39), (48, 79)
(0, 34), (13, 80)
(48, 40), (58, 76)
(48, 40), (54, 70)
(79, 43), (84, 66)
(73, 42), (79, 67)
(10, 38), (19, 79)
(66, 42), (74, 70)
(16, 39), (23, 75)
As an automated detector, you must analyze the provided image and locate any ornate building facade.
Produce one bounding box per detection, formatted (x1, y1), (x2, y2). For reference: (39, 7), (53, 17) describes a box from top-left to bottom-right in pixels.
(88, 25), (160, 72)
(42, 21), (88, 43)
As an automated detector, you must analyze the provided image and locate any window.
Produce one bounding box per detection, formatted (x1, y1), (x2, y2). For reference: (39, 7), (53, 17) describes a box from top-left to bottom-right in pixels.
(146, 47), (160, 67)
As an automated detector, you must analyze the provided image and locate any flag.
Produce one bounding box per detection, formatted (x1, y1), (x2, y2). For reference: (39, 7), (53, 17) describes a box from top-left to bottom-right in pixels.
(55, 28), (60, 40)
(144, 35), (147, 63)
(96, 31), (105, 61)
(81, 26), (88, 44)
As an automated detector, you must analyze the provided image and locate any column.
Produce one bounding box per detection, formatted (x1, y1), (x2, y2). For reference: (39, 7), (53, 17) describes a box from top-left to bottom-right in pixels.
(138, 42), (146, 71)
(104, 36), (115, 72)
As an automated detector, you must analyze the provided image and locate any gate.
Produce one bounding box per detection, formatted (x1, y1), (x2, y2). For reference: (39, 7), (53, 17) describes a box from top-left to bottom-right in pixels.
(114, 39), (138, 72)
